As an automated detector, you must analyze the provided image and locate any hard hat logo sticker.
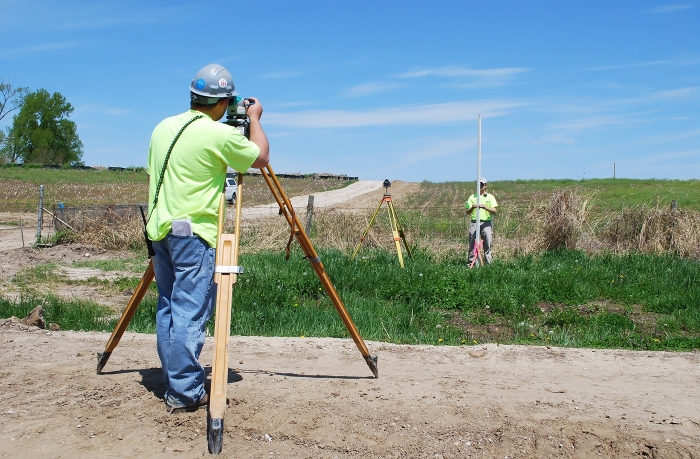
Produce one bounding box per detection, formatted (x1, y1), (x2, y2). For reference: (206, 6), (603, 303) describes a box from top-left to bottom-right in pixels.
(195, 79), (205, 90)
(218, 78), (228, 88)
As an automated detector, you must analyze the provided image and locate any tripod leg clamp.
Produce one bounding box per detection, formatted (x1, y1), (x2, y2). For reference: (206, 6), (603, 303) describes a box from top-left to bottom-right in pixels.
(215, 266), (244, 274)
(304, 256), (321, 264)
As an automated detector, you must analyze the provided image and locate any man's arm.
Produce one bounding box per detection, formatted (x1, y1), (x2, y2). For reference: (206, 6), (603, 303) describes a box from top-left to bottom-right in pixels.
(484, 195), (498, 215)
(482, 204), (497, 215)
(465, 199), (476, 216)
(244, 97), (269, 168)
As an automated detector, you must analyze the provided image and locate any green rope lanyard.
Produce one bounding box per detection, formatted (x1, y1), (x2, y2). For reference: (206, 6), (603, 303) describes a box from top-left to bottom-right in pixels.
(148, 115), (204, 221)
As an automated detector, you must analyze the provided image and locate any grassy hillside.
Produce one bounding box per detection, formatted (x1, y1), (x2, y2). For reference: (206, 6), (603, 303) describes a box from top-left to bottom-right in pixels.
(409, 178), (700, 218)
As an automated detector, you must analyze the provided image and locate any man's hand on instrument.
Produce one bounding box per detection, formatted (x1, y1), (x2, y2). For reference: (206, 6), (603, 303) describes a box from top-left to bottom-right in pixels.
(244, 97), (263, 121)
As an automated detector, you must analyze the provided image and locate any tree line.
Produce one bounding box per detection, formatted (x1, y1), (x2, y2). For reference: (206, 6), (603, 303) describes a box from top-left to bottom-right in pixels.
(0, 77), (83, 167)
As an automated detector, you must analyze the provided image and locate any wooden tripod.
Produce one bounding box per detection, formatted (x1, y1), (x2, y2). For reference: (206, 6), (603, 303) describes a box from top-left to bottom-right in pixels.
(96, 166), (377, 455)
(351, 192), (413, 268)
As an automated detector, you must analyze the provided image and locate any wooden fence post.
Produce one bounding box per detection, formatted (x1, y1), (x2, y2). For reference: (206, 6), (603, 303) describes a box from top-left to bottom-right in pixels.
(305, 195), (315, 235)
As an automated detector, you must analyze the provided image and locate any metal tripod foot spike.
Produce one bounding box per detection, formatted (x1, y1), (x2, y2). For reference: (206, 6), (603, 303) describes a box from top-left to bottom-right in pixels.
(208, 418), (224, 454)
(364, 354), (379, 378)
(96, 351), (111, 374)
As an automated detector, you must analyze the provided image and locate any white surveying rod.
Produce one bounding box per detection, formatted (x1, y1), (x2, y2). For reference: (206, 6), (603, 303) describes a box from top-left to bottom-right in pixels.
(475, 115), (482, 260)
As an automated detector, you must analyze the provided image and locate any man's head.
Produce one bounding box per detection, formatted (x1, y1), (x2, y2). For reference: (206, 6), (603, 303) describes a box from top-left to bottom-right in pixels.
(190, 64), (236, 107)
(479, 177), (487, 191)
(189, 64), (236, 120)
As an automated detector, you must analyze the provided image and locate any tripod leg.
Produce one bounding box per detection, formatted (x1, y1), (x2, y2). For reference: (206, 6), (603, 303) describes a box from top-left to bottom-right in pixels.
(208, 234), (236, 454)
(388, 201), (413, 260)
(96, 259), (154, 374)
(261, 165), (378, 378)
(208, 176), (244, 455)
(352, 197), (384, 260)
(385, 198), (405, 268)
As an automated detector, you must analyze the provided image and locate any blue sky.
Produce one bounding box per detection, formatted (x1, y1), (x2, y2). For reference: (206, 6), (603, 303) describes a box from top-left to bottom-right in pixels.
(1, 1), (698, 182)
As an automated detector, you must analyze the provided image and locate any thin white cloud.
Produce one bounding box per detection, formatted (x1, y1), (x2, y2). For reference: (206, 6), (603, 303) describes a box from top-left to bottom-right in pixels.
(339, 82), (402, 98)
(275, 101), (313, 108)
(75, 104), (130, 116)
(396, 66), (530, 79)
(0, 41), (83, 58)
(549, 112), (655, 132)
(540, 86), (698, 120)
(398, 139), (469, 167)
(584, 60), (671, 71)
(645, 4), (695, 13)
(0, 1), (193, 32)
(259, 71), (303, 80)
(394, 66), (531, 90)
(264, 100), (526, 129)
(624, 149), (700, 168)
(649, 87), (699, 100)
(631, 128), (700, 146)
(522, 133), (577, 147)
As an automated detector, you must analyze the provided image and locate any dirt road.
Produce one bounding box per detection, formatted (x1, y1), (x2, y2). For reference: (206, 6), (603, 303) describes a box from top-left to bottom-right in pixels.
(0, 323), (698, 458)
(232, 180), (384, 220)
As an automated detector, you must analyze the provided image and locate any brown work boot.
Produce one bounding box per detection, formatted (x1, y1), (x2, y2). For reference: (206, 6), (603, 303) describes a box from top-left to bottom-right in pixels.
(167, 393), (209, 414)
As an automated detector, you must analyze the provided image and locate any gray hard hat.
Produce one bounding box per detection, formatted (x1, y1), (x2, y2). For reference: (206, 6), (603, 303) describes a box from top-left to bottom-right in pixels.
(190, 64), (236, 105)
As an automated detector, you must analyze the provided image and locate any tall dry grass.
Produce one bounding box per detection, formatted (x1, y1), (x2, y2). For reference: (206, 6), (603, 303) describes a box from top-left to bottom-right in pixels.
(71, 211), (145, 251)
(601, 206), (700, 258)
(57, 187), (700, 261)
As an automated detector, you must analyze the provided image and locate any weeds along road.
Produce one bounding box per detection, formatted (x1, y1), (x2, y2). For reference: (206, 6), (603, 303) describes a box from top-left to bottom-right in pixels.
(0, 181), (385, 252)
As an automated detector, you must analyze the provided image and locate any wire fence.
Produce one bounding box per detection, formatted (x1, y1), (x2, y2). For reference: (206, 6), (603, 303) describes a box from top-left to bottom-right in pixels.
(6, 183), (700, 260)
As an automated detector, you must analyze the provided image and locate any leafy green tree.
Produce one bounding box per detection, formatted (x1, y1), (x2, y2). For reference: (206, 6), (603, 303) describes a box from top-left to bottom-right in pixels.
(1, 89), (83, 165)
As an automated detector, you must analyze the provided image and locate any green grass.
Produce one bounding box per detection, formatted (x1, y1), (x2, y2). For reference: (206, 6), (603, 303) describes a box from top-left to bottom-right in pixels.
(2, 172), (699, 351)
(71, 257), (149, 274)
(2, 248), (698, 351)
(0, 295), (114, 331)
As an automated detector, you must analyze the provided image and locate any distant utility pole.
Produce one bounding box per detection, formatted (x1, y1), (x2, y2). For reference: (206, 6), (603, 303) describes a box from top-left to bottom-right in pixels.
(614, 163), (616, 179)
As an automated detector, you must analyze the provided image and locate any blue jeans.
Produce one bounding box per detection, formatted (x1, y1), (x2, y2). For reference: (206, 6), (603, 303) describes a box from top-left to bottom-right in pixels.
(152, 233), (216, 408)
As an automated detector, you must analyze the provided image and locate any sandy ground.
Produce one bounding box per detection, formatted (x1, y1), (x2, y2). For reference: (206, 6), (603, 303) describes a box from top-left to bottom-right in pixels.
(1, 184), (700, 458)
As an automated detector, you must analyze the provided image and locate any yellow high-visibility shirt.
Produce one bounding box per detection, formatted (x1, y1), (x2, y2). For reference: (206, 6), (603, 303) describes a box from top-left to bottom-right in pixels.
(146, 110), (259, 247)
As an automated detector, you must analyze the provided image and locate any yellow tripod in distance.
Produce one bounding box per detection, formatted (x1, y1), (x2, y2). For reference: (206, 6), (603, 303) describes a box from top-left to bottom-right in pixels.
(352, 179), (413, 268)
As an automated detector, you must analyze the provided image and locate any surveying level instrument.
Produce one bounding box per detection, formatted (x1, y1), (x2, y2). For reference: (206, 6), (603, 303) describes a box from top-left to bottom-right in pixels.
(352, 179), (413, 268)
(96, 165), (377, 453)
(226, 96), (250, 138)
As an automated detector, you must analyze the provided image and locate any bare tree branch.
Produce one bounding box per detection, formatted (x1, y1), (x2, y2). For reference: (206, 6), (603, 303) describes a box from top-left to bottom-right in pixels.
(0, 76), (28, 122)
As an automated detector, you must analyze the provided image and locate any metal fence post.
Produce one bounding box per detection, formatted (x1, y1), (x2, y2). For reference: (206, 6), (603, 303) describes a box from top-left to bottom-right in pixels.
(36, 184), (44, 244)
